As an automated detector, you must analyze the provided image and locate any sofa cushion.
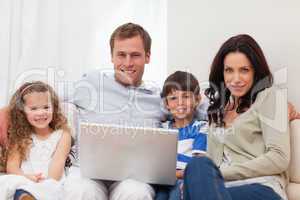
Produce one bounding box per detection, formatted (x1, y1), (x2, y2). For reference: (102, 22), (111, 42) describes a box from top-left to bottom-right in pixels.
(289, 120), (300, 183)
(287, 183), (300, 200)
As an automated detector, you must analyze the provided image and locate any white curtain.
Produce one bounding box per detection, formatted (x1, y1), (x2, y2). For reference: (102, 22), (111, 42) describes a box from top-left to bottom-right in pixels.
(0, 0), (167, 107)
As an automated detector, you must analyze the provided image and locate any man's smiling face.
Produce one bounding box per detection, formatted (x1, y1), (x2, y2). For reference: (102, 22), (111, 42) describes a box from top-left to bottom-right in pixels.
(111, 35), (150, 87)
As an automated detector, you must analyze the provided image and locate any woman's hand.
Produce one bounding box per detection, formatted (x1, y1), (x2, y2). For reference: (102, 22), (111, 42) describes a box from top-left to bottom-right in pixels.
(288, 102), (300, 121)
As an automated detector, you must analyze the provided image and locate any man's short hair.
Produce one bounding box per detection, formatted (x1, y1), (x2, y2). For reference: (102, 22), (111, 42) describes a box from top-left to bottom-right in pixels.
(110, 22), (152, 54)
(161, 71), (200, 98)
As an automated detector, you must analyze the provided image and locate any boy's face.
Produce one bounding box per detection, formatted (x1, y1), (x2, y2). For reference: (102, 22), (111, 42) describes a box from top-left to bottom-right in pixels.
(165, 89), (201, 121)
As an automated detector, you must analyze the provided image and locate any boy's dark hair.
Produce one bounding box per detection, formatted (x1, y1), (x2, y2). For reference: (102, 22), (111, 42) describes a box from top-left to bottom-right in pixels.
(161, 71), (200, 98)
(110, 22), (152, 54)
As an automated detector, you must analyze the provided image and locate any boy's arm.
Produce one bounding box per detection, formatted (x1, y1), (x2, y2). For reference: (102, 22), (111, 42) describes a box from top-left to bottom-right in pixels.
(48, 130), (71, 181)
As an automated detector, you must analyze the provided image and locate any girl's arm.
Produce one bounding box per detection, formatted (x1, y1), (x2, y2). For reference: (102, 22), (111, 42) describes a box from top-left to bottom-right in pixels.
(6, 146), (42, 182)
(48, 130), (71, 181)
(6, 146), (23, 175)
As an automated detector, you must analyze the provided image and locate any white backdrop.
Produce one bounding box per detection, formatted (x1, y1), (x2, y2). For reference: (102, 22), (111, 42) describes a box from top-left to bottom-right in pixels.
(2, 0), (299, 108)
(0, 0), (167, 107)
(167, 0), (300, 109)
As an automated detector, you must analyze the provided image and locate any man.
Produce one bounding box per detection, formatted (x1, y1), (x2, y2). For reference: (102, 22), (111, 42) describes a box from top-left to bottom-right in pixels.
(63, 22), (164, 200)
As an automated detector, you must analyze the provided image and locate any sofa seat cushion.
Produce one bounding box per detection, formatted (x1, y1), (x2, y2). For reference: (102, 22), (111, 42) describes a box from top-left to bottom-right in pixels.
(287, 183), (300, 200)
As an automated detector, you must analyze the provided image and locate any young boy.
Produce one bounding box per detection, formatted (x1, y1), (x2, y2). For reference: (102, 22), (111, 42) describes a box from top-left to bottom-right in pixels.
(156, 71), (208, 200)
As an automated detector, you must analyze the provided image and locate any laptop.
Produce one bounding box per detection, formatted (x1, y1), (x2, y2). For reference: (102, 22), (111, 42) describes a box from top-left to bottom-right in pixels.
(79, 123), (178, 185)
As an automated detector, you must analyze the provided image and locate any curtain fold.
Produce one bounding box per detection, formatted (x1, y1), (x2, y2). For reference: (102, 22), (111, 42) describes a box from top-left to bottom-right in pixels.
(0, 0), (167, 107)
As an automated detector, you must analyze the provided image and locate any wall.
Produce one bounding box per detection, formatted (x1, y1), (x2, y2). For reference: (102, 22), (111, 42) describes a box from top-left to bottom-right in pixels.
(0, 0), (167, 107)
(167, 0), (300, 108)
(0, 0), (10, 107)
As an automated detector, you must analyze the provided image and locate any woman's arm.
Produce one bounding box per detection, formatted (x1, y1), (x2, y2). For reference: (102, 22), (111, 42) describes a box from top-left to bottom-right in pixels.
(221, 88), (290, 180)
(48, 130), (71, 181)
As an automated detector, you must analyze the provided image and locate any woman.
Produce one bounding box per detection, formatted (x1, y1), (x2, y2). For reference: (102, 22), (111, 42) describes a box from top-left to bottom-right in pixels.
(183, 34), (290, 200)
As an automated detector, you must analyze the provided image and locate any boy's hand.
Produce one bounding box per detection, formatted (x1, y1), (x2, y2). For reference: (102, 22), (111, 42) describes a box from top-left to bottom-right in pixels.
(176, 170), (184, 179)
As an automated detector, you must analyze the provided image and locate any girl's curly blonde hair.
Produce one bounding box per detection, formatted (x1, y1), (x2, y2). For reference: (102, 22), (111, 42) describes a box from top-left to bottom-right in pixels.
(7, 81), (70, 162)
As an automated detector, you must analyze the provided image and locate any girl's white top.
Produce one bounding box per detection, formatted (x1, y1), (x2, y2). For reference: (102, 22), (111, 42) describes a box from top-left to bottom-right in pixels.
(21, 129), (63, 178)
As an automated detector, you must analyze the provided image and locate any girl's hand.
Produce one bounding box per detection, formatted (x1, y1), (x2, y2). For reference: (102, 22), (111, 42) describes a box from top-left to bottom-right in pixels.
(25, 174), (39, 182)
(25, 173), (45, 182)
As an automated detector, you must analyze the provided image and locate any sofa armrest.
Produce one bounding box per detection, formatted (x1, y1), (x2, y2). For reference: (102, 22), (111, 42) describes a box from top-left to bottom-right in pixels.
(0, 145), (5, 173)
(289, 119), (300, 183)
(0, 107), (9, 146)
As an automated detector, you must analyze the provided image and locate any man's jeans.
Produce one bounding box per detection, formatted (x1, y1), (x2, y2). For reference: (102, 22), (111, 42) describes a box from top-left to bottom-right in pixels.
(183, 156), (282, 200)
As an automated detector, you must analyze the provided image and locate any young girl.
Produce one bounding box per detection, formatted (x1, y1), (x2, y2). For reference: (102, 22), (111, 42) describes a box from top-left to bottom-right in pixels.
(0, 81), (71, 200)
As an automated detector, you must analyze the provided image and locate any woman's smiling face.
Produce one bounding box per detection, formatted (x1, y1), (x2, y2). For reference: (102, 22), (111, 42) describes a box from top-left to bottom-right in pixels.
(223, 51), (254, 99)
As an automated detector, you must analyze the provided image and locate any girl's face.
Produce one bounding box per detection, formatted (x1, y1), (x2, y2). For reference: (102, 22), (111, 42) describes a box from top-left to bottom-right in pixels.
(165, 89), (200, 121)
(23, 91), (53, 131)
(223, 52), (255, 99)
